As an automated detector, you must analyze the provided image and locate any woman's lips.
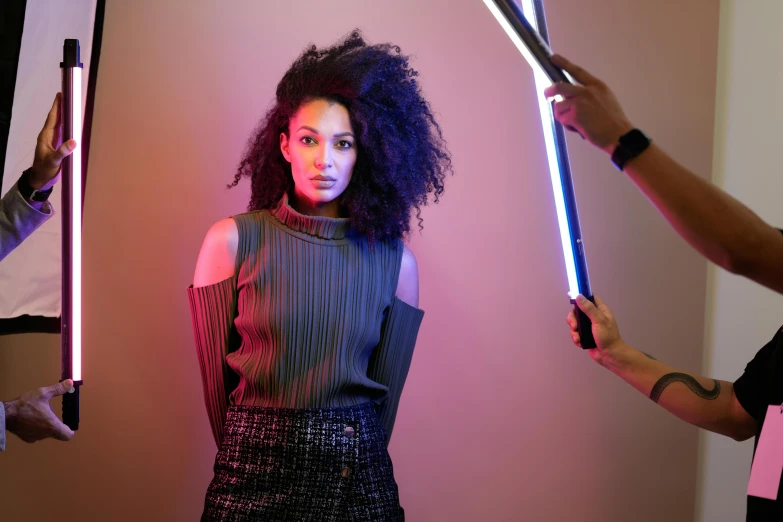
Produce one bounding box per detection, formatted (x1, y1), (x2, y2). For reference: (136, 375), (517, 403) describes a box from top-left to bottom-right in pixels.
(310, 175), (337, 189)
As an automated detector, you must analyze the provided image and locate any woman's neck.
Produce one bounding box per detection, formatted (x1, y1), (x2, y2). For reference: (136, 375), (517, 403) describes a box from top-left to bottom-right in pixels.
(289, 191), (343, 218)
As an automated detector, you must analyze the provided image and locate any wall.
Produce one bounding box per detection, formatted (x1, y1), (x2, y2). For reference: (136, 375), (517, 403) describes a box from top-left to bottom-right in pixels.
(696, 1), (783, 520)
(0, 1), (720, 520)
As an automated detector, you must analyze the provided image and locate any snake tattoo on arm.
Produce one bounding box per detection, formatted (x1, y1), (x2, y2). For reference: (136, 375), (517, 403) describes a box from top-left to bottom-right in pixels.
(649, 373), (721, 403)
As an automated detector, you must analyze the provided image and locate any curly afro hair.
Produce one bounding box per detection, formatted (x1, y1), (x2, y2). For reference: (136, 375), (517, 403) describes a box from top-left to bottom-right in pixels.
(230, 29), (452, 242)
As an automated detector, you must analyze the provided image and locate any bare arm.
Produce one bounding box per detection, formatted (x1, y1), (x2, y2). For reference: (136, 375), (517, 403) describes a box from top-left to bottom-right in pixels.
(545, 55), (783, 294)
(395, 244), (419, 308)
(622, 145), (783, 293)
(602, 341), (755, 441)
(193, 217), (239, 287)
(568, 295), (757, 442)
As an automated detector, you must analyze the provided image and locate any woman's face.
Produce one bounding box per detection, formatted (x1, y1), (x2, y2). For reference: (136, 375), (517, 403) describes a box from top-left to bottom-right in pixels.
(280, 99), (357, 215)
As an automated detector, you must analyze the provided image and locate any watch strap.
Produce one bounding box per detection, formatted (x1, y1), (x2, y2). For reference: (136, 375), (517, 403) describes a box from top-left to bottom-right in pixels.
(17, 168), (53, 202)
(611, 129), (652, 171)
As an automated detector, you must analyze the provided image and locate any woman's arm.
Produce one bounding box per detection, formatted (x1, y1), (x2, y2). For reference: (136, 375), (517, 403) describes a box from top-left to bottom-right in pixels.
(395, 244), (419, 307)
(366, 244), (424, 445)
(188, 217), (241, 447)
(193, 217), (239, 286)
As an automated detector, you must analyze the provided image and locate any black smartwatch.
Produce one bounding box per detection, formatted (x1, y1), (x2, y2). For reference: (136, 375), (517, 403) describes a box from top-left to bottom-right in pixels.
(610, 129), (652, 171)
(17, 168), (53, 202)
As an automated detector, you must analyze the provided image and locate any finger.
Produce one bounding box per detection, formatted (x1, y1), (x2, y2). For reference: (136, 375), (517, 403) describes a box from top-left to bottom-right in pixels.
(566, 310), (578, 330)
(54, 92), (63, 128)
(570, 330), (582, 347)
(51, 419), (75, 441)
(52, 140), (77, 163)
(553, 108), (581, 137)
(544, 82), (584, 100)
(550, 54), (603, 86)
(574, 294), (601, 322)
(38, 380), (74, 400)
(52, 113), (64, 151)
(43, 93), (61, 131)
(565, 124), (585, 139)
(593, 295), (614, 321)
(552, 98), (576, 118)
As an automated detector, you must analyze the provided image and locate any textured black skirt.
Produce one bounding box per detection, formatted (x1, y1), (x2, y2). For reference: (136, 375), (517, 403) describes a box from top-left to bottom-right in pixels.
(201, 402), (404, 521)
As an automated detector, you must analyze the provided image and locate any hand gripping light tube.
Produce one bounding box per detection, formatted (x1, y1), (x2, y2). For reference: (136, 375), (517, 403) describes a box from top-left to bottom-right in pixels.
(60, 39), (83, 429)
(483, 0), (596, 348)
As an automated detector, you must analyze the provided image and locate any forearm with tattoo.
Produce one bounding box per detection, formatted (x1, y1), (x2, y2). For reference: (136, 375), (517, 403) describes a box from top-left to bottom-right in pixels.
(649, 373), (721, 403)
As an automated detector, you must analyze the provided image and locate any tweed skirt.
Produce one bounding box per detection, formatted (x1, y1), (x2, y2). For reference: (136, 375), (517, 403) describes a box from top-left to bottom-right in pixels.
(201, 402), (404, 521)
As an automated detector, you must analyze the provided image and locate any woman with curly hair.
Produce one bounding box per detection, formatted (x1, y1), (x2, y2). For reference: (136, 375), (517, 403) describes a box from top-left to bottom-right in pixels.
(187, 30), (451, 521)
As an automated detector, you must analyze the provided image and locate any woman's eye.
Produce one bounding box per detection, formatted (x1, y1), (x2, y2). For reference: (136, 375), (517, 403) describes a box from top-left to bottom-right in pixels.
(337, 140), (353, 149)
(300, 136), (316, 145)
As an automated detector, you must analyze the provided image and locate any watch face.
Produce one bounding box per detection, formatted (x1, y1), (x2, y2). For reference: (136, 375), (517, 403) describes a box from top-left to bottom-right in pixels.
(612, 129), (652, 171)
(620, 129), (650, 150)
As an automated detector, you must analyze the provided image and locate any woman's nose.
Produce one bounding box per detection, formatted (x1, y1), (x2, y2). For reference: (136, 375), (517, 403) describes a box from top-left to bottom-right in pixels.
(314, 145), (332, 169)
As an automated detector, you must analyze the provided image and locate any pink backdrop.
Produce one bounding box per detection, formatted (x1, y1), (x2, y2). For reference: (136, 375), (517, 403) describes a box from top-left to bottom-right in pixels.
(0, 1), (719, 520)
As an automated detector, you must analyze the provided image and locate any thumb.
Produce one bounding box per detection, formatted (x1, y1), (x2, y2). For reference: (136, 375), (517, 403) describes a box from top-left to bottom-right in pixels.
(592, 295), (614, 321)
(575, 294), (601, 321)
(51, 419), (75, 441)
(56, 139), (77, 159)
(40, 380), (74, 400)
